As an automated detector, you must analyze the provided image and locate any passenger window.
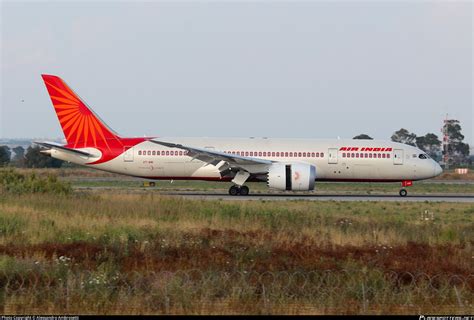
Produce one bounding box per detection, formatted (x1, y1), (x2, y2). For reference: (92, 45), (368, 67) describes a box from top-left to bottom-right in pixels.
(152, 151), (156, 155)
(320, 152), (324, 158)
(138, 151), (142, 155)
(369, 154), (372, 158)
(285, 152), (288, 157)
(272, 152), (275, 157)
(378, 154), (381, 158)
(263, 152), (267, 157)
(259, 152), (263, 156)
(147, 151), (151, 156)
(166, 151), (169, 156)
(298, 152), (302, 157)
(387, 154), (390, 158)
(303, 152), (307, 157)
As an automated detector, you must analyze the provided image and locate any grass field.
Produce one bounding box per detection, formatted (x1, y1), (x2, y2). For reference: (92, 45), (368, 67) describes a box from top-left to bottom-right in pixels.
(0, 174), (472, 314)
(15, 167), (474, 195)
(70, 179), (474, 195)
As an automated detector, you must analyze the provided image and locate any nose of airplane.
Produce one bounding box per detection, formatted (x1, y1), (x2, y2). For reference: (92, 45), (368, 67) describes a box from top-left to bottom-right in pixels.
(433, 161), (443, 177)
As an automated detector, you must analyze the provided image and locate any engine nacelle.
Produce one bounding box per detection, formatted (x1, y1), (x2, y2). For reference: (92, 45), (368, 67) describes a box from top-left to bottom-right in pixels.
(267, 163), (316, 191)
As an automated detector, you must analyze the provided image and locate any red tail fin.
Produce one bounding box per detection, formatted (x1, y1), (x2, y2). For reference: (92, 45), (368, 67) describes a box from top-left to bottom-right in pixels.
(41, 74), (121, 149)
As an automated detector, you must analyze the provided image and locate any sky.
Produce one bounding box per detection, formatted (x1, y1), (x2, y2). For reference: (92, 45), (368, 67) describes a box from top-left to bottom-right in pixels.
(1, 1), (472, 146)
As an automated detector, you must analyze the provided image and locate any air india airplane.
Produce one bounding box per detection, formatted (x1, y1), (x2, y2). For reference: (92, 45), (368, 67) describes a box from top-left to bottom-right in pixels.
(37, 75), (442, 197)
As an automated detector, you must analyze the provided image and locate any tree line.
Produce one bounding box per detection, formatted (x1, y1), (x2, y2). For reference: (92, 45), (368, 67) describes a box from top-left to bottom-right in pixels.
(0, 146), (63, 168)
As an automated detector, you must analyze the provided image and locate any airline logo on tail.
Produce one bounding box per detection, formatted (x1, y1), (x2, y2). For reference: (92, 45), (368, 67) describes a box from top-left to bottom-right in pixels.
(41, 75), (146, 164)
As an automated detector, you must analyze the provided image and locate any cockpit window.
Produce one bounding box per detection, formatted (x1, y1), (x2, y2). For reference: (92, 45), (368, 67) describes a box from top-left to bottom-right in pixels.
(418, 154), (428, 159)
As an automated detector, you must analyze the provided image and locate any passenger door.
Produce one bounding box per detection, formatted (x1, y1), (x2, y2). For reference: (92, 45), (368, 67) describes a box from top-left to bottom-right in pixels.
(328, 148), (338, 164)
(123, 146), (134, 162)
(393, 149), (404, 165)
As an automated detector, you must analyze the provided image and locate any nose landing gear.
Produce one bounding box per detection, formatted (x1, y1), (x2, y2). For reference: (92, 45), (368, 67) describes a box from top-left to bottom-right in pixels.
(228, 185), (250, 196)
(399, 180), (412, 197)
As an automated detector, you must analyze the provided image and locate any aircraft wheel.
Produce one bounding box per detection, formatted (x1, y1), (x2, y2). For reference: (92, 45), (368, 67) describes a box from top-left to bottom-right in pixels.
(239, 186), (249, 196)
(229, 185), (240, 196)
(399, 189), (407, 197)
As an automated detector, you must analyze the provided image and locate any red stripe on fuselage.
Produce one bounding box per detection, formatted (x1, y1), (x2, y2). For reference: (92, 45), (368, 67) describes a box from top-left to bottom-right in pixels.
(132, 176), (417, 183)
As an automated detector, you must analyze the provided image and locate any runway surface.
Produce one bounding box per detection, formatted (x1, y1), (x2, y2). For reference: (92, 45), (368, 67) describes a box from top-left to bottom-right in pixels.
(163, 192), (474, 202)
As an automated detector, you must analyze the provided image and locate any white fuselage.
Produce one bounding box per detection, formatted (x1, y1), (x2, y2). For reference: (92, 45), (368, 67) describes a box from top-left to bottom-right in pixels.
(53, 137), (442, 183)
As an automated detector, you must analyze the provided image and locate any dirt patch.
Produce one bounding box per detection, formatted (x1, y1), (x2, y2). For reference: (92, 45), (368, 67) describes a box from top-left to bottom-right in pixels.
(0, 242), (104, 265)
(0, 230), (470, 277)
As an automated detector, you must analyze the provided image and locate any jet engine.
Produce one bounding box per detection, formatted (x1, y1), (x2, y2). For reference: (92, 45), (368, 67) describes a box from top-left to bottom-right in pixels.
(267, 163), (316, 191)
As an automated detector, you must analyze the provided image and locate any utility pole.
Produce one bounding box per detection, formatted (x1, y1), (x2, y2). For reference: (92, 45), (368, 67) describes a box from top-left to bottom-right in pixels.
(442, 114), (450, 170)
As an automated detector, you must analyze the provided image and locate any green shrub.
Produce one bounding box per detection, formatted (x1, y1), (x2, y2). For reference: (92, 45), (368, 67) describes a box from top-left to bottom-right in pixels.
(0, 168), (71, 195)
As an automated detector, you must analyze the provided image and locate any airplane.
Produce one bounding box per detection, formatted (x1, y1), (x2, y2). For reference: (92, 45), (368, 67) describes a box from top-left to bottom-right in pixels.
(37, 74), (443, 197)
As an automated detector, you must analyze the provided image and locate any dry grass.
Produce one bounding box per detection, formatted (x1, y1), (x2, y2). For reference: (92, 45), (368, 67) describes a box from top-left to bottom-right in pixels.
(0, 190), (472, 314)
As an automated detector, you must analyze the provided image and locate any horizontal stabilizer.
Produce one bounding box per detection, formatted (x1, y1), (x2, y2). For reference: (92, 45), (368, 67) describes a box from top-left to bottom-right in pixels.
(34, 142), (92, 157)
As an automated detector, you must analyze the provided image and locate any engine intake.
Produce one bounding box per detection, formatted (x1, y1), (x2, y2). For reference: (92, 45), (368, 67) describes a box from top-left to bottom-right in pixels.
(267, 163), (316, 191)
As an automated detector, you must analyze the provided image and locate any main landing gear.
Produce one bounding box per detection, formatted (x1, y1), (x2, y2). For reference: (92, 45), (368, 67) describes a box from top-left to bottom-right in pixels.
(399, 180), (412, 197)
(229, 185), (249, 196)
(228, 170), (251, 196)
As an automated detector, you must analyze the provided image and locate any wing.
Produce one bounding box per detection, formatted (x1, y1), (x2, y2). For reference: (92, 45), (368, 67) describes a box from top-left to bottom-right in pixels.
(149, 139), (272, 173)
